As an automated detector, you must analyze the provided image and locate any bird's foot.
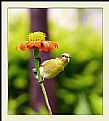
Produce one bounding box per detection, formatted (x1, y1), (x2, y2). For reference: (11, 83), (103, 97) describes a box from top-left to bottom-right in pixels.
(34, 57), (41, 65)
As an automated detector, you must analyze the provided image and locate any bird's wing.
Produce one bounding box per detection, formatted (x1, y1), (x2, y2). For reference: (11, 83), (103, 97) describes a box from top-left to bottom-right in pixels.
(40, 58), (60, 71)
(40, 59), (57, 67)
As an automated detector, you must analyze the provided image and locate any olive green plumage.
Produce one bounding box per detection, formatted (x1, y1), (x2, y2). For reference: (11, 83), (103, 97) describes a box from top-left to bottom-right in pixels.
(33, 53), (71, 80)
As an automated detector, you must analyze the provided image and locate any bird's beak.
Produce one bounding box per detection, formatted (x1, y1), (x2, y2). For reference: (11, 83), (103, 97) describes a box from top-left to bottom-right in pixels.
(68, 57), (71, 62)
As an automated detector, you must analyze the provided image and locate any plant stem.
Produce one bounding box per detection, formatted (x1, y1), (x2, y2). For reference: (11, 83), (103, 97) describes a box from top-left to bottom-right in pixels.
(40, 83), (52, 115)
(33, 48), (52, 115)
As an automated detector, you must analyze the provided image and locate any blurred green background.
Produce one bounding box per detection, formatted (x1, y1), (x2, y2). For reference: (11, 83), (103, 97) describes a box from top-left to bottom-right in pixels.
(8, 8), (102, 115)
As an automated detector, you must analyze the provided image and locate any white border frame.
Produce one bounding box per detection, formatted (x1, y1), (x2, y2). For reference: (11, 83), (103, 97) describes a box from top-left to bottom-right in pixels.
(2, 1), (109, 121)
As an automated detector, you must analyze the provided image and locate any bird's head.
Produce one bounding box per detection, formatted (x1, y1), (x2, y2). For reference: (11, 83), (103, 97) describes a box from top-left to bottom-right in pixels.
(60, 53), (71, 63)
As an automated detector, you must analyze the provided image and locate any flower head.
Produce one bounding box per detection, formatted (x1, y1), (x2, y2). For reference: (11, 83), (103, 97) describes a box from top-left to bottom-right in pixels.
(16, 32), (58, 51)
(27, 32), (46, 41)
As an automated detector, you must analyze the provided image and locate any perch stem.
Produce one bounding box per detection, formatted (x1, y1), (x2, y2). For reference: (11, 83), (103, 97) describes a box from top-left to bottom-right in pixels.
(33, 48), (52, 115)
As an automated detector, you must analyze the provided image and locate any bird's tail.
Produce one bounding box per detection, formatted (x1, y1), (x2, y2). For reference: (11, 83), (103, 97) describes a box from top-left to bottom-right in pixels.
(32, 68), (38, 79)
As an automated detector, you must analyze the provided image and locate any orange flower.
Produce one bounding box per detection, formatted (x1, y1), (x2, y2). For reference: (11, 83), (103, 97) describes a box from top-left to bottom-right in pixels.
(16, 32), (58, 51)
(40, 41), (58, 51)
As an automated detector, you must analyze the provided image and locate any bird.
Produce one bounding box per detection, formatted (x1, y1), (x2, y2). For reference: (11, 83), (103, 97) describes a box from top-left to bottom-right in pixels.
(32, 53), (71, 82)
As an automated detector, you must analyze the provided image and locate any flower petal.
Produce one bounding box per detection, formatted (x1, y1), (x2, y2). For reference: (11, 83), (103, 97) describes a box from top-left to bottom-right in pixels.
(16, 41), (29, 51)
(27, 41), (42, 49)
(48, 41), (58, 48)
(40, 41), (58, 51)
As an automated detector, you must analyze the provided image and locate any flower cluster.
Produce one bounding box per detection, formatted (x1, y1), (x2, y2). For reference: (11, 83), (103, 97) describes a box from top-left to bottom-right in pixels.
(16, 32), (58, 51)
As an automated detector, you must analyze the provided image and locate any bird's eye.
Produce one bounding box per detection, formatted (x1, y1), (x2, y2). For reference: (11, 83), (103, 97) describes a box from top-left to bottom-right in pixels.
(62, 55), (65, 57)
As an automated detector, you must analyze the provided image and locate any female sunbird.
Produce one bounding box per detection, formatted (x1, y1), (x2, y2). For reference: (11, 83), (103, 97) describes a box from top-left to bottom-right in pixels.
(32, 53), (71, 81)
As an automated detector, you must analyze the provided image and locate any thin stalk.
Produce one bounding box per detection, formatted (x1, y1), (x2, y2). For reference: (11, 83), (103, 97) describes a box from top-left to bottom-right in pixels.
(33, 48), (52, 115)
(40, 83), (52, 115)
